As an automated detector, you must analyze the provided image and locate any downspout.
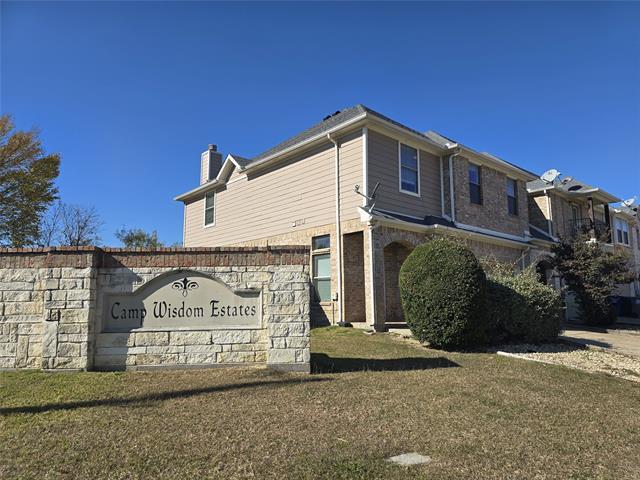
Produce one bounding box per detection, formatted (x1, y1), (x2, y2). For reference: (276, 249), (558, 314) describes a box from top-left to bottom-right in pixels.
(368, 221), (378, 329)
(439, 156), (446, 218)
(362, 127), (368, 208)
(327, 133), (344, 326)
(448, 148), (462, 222)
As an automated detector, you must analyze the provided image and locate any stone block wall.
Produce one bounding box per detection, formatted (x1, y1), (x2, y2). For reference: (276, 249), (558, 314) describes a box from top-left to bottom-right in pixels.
(0, 246), (311, 372)
(0, 249), (96, 370)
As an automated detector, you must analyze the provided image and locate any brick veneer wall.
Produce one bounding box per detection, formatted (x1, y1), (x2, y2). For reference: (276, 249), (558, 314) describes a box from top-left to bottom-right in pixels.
(0, 246), (310, 372)
(453, 156), (530, 237)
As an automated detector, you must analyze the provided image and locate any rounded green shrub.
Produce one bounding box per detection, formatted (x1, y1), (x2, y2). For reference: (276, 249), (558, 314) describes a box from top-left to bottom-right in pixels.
(486, 268), (562, 343)
(399, 238), (488, 349)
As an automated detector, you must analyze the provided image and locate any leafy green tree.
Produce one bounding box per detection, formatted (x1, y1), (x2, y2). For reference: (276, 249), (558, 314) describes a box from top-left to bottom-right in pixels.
(0, 114), (60, 246)
(551, 234), (634, 325)
(115, 227), (164, 248)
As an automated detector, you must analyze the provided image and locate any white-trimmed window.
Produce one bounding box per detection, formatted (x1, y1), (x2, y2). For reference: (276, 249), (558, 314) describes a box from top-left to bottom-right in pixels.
(399, 143), (420, 196)
(204, 191), (215, 226)
(615, 218), (629, 245)
(469, 163), (482, 205)
(311, 235), (331, 302)
(507, 178), (518, 215)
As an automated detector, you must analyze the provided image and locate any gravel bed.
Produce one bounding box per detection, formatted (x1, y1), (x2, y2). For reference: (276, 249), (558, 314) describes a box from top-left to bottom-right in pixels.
(494, 343), (640, 383)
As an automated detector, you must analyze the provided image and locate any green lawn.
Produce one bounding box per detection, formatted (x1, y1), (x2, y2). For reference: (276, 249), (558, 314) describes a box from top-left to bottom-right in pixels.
(1, 327), (639, 479)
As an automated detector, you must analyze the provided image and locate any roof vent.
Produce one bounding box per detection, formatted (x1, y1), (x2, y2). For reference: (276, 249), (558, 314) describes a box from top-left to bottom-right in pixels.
(323, 110), (341, 121)
(568, 185), (583, 191)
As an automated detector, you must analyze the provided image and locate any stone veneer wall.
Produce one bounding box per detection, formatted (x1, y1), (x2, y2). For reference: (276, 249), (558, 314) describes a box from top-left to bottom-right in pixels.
(0, 246), (310, 372)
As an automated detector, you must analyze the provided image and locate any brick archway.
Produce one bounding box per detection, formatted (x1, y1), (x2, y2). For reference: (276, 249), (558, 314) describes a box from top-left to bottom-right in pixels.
(383, 241), (413, 324)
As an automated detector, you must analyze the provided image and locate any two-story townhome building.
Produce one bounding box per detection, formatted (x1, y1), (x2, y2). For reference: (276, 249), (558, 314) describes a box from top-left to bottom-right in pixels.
(611, 203), (640, 306)
(176, 105), (562, 330)
(527, 175), (640, 317)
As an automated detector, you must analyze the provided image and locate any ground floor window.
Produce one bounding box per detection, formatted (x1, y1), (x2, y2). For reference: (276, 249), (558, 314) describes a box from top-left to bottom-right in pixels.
(615, 218), (629, 245)
(311, 235), (331, 302)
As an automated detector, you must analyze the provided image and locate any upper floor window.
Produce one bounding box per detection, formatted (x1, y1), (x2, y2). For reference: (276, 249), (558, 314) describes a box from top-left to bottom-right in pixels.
(204, 191), (215, 226)
(615, 218), (629, 245)
(507, 178), (518, 215)
(399, 143), (419, 196)
(636, 227), (640, 250)
(469, 163), (482, 205)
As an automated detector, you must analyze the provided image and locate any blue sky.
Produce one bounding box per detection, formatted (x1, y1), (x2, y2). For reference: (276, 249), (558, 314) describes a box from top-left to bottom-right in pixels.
(2, 1), (639, 246)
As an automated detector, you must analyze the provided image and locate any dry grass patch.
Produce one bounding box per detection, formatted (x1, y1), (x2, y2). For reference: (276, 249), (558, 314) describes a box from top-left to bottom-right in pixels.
(1, 327), (639, 479)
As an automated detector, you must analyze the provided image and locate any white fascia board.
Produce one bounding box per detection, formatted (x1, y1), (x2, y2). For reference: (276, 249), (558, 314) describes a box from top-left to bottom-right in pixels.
(453, 221), (531, 244)
(369, 213), (531, 249)
(530, 238), (555, 248)
(175, 155), (245, 202)
(244, 113), (368, 173)
(227, 154), (247, 171)
(244, 111), (449, 174)
(174, 179), (221, 202)
(461, 147), (536, 181)
(366, 118), (446, 156)
(529, 223), (559, 243)
(216, 155), (240, 182)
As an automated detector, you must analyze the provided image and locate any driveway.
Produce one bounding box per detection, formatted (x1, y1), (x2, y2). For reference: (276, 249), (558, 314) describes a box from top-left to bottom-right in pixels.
(561, 325), (640, 358)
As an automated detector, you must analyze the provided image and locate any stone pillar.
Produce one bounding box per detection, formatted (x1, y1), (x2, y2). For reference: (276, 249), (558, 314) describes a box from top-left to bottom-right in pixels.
(42, 254), (97, 371)
(363, 225), (386, 331)
(266, 265), (311, 372)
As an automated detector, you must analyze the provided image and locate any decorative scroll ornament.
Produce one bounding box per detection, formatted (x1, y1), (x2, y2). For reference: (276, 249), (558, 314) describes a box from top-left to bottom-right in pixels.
(171, 277), (199, 297)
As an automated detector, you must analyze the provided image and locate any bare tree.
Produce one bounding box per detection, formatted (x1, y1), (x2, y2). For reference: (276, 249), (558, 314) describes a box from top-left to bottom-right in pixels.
(59, 204), (102, 246)
(36, 202), (62, 247)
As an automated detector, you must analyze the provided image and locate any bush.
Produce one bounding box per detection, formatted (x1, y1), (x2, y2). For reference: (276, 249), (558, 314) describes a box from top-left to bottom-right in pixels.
(551, 234), (632, 326)
(486, 268), (562, 343)
(399, 238), (488, 349)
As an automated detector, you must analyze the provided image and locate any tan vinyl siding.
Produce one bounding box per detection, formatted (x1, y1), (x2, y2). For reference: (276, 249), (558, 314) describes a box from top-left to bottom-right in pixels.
(184, 130), (363, 246)
(367, 129), (442, 218)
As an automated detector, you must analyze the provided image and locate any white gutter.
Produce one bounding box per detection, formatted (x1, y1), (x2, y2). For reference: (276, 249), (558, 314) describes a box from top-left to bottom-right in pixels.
(366, 211), (532, 249)
(529, 222), (558, 243)
(327, 133), (343, 326)
(454, 221), (532, 244)
(439, 156), (446, 218)
(174, 179), (220, 202)
(448, 148), (461, 222)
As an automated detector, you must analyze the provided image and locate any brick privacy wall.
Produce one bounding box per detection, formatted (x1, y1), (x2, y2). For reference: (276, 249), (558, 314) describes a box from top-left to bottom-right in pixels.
(343, 231), (365, 323)
(367, 226), (429, 329)
(383, 242), (411, 322)
(453, 156), (530, 237)
(364, 226), (538, 329)
(229, 218), (365, 325)
(0, 246), (310, 372)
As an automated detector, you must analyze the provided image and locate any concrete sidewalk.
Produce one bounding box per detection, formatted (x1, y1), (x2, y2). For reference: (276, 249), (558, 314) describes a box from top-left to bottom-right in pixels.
(561, 325), (640, 358)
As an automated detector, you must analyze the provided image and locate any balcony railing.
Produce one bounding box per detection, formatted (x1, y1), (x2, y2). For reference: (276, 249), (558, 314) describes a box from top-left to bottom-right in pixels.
(565, 217), (611, 242)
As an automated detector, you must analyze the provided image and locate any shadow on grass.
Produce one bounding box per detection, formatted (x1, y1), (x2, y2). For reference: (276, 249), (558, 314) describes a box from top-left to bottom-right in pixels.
(311, 353), (459, 373)
(0, 377), (330, 416)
